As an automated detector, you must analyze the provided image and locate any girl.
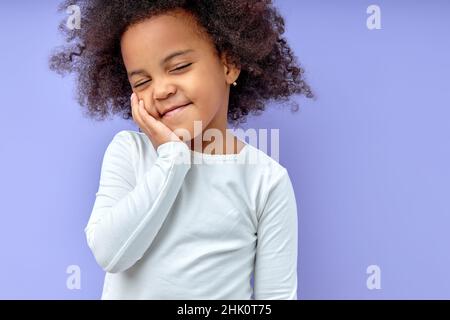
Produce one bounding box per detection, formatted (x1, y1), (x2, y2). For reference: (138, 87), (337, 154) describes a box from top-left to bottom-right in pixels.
(49, 0), (313, 300)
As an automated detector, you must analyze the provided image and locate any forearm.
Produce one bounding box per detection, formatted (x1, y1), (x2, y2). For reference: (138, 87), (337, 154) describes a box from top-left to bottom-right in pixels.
(85, 140), (191, 273)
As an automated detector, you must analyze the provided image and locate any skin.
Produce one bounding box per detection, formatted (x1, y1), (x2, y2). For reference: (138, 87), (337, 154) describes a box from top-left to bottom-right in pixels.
(120, 8), (245, 154)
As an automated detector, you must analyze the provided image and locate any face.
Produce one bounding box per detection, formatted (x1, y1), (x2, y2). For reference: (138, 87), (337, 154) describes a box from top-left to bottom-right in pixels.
(120, 8), (240, 141)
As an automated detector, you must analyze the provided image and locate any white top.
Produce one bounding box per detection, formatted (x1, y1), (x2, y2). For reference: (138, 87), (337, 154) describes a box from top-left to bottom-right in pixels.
(85, 130), (298, 300)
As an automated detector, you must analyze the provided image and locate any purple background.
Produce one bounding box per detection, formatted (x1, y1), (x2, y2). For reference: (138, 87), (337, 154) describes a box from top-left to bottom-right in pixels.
(1, 0), (449, 299)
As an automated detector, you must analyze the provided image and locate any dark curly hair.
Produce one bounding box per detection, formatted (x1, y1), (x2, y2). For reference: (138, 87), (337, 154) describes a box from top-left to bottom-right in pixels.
(48, 0), (314, 128)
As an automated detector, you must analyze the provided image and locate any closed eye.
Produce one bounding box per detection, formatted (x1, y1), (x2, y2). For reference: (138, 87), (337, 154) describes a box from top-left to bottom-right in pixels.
(134, 63), (192, 88)
(171, 63), (192, 72)
(134, 80), (151, 88)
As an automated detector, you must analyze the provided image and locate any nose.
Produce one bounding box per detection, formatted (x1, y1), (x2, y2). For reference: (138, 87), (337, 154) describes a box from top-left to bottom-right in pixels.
(152, 77), (176, 101)
(151, 78), (177, 116)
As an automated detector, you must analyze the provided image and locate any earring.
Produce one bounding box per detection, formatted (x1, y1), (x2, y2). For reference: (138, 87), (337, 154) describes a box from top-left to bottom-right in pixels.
(232, 81), (237, 86)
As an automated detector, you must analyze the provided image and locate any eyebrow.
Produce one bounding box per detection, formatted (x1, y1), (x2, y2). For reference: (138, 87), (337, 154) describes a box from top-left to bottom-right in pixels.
(127, 49), (194, 78)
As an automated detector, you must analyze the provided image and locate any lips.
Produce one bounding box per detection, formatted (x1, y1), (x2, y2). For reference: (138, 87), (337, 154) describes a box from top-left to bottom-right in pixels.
(162, 102), (191, 117)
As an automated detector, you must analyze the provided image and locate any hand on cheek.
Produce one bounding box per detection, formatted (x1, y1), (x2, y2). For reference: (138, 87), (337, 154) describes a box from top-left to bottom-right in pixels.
(140, 95), (160, 120)
(130, 93), (181, 150)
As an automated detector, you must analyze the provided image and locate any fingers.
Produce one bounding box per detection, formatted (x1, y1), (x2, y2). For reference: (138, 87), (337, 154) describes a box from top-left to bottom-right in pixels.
(143, 97), (158, 119)
(131, 93), (158, 135)
(138, 99), (159, 131)
(130, 92), (143, 129)
(129, 93), (181, 147)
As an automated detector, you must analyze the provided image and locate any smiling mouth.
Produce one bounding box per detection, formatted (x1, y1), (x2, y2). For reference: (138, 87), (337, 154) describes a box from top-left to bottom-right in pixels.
(162, 103), (191, 118)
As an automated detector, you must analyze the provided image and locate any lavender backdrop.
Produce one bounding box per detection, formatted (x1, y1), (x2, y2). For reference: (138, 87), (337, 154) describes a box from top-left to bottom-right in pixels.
(0, 0), (449, 299)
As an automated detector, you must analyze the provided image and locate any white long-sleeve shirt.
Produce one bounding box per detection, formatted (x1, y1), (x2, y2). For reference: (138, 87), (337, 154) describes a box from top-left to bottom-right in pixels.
(85, 129), (298, 300)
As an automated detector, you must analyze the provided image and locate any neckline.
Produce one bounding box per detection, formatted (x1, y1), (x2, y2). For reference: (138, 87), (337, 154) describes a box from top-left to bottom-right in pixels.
(189, 139), (249, 160)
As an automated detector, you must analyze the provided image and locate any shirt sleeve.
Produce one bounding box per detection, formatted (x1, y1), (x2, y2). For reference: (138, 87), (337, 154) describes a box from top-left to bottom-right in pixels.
(253, 168), (299, 300)
(84, 130), (191, 274)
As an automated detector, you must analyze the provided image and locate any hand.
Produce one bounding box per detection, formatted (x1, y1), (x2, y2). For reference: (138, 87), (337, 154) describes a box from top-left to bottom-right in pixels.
(130, 93), (182, 150)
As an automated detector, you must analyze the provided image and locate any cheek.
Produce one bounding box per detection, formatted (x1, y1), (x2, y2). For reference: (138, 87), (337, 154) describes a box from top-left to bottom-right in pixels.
(193, 97), (220, 125)
(182, 64), (227, 123)
(190, 64), (225, 105)
(194, 82), (225, 115)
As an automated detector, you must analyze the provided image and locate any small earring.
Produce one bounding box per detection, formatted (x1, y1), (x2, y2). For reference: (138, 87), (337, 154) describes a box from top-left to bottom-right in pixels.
(232, 81), (237, 87)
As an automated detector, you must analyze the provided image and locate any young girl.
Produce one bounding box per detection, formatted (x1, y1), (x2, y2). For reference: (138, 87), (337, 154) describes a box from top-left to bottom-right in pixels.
(49, 0), (313, 300)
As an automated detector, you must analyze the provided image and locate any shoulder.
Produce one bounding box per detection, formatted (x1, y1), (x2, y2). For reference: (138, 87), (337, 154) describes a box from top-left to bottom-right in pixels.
(110, 129), (142, 145)
(104, 130), (133, 154)
(108, 129), (155, 154)
(244, 143), (288, 179)
(243, 144), (295, 218)
(106, 130), (160, 169)
(103, 130), (141, 161)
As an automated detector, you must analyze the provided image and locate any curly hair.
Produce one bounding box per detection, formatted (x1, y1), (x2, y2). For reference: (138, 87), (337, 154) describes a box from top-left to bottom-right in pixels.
(48, 0), (314, 128)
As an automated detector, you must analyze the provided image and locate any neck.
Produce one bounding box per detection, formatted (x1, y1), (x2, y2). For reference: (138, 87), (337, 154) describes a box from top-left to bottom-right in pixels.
(190, 127), (243, 155)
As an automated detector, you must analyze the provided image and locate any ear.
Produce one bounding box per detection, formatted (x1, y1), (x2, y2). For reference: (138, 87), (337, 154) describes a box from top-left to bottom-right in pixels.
(220, 51), (241, 86)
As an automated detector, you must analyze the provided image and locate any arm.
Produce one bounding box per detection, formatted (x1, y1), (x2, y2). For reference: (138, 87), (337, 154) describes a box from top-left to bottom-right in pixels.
(253, 168), (298, 300)
(84, 130), (191, 273)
